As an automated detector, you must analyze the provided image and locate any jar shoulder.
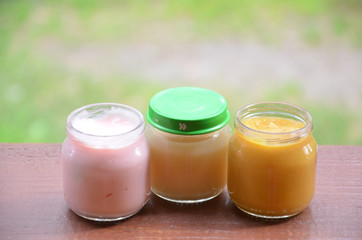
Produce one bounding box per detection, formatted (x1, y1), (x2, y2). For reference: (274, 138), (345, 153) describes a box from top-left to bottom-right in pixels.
(146, 124), (231, 143)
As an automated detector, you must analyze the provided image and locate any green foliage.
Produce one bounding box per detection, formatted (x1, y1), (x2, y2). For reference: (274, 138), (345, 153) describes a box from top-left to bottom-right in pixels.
(0, 0), (361, 144)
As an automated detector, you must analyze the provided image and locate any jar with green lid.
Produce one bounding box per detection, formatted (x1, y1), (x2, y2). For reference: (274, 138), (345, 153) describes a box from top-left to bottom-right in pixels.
(146, 87), (231, 203)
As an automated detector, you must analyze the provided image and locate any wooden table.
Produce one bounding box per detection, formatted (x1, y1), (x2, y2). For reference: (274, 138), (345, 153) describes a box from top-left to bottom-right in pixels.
(0, 144), (361, 239)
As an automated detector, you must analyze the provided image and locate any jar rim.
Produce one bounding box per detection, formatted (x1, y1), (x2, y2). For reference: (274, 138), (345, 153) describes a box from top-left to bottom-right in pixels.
(67, 103), (145, 139)
(235, 102), (313, 141)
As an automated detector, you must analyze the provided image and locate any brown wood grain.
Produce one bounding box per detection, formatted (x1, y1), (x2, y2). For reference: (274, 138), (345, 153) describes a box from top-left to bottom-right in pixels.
(0, 144), (361, 239)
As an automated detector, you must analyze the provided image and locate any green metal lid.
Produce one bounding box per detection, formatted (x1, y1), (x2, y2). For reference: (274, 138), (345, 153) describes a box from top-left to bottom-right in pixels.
(147, 87), (230, 135)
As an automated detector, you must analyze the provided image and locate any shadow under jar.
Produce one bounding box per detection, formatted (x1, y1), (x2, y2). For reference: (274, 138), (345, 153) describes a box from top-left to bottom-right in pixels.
(62, 103), (150, 222)
(147, 87), (231, 203)
(228, 102), (317, 219)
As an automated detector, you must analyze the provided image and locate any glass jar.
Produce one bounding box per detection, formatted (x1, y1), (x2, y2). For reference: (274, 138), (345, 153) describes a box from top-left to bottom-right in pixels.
(228, 102), (317, 219)
(62, 103), (150, 221)
(146, 87), (231, 203)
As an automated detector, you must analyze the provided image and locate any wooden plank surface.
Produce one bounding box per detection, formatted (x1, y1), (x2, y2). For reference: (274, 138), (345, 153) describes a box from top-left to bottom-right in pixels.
(0, 144), (361, 239)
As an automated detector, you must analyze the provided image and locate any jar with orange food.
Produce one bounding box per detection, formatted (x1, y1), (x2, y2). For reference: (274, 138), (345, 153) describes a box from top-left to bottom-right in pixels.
(228, 102), (317, 219)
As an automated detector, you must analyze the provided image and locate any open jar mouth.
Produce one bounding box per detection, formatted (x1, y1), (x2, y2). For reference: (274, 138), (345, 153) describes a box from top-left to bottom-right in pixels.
(235, 102), (313, 143)
(66, 103), (145, 147)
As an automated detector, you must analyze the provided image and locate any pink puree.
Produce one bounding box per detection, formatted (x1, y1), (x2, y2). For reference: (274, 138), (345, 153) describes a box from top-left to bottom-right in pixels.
(62, 115), (150, 219)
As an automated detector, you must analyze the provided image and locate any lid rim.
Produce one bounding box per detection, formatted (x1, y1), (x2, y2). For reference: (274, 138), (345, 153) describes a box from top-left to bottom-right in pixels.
(147, 112), (230, 135)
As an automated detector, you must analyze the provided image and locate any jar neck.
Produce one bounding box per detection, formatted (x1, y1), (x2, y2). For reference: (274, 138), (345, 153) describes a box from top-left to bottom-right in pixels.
(148, 124), (230, 142)
(234, 102), (313, 144)
(66, 103), (145, 148)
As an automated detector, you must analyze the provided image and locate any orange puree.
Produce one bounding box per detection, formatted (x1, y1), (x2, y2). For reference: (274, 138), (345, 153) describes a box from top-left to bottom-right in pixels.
(242, 116), (305, 133)
(228, 115), (317, 218)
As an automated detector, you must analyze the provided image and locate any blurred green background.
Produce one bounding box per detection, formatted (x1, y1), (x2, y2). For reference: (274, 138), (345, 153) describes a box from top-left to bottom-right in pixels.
(1, 0), (361, 144)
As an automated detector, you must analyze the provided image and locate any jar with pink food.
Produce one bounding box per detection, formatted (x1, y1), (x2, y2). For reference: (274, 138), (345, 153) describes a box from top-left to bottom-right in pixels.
(62, 103), (150, 221)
